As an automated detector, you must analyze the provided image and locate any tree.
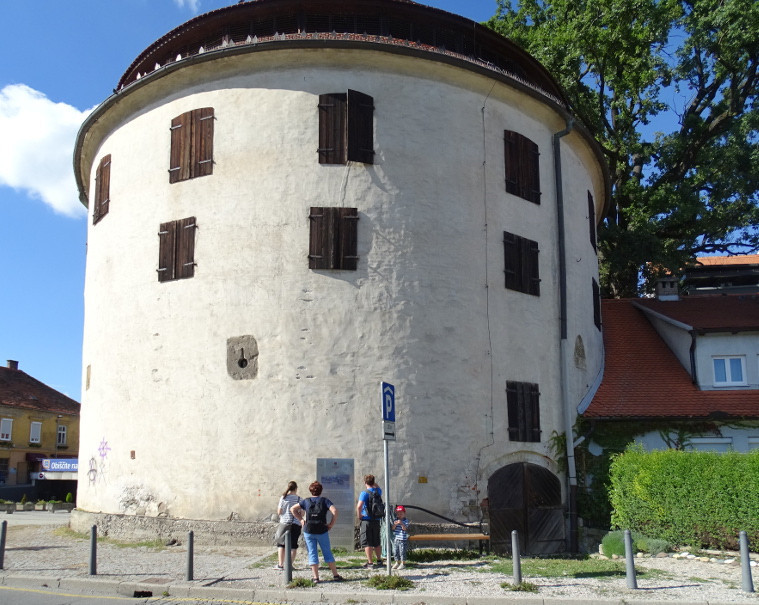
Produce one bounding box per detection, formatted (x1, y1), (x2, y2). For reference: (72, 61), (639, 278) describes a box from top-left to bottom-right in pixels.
(488, 0), (759, 297)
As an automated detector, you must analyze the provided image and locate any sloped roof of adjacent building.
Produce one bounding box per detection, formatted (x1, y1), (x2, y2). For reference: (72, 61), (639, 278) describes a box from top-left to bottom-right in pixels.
(0, 366), (80, 416)
(634, 295), (759, 333)
(584, 297), (759, 420)
(696, 254), (759, 266)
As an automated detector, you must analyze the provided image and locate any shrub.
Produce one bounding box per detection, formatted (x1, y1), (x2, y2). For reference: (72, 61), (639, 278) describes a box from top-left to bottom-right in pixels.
(20, 494), (27, 504)
(601, 530), (670, 557)
(65, 492), (74, 503)
(367, 575), (414, 590)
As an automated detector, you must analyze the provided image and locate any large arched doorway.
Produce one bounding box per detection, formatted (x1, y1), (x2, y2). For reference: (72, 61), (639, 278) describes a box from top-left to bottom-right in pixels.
(487, 462), (565, 554)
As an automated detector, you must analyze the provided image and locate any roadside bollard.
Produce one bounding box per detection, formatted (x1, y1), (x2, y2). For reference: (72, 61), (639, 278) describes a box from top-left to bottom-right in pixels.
(284, 526), (292, 584)
(89, 525), (97, 575)
(0, 520), (7, 569)
(740, 531), (754, 593)
(511, 530), (522, 586)
(186, 530), (194, 581)
(624, 529), (637, 589)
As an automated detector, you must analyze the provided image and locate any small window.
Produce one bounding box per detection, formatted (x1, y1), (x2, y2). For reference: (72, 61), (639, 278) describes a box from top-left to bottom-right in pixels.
(588, 191), (597, 252)
(57, 425), (67, 446)
(169, 108), (214, 183)
(29, 421), (41, 444)
(503, 231), (540, 296)
(158, 217), (197, 282)
(318, 90), (374, 164)
(93, 154), (111, 225)
(0, 418), (12, 441)
(506, 381), (541, 442)
(713, 356), (746, 386)
(309, 207), (359, 270)
(592, 278), (601, 330)
(504, 130), (540, 204)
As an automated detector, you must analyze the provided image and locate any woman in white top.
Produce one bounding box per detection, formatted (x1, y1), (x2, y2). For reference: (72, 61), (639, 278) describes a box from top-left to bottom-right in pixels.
(274, 480), (302, 569)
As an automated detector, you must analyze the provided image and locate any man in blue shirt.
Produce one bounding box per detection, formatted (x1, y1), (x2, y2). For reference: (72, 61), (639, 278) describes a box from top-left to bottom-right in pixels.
(356, 473), (383, 568)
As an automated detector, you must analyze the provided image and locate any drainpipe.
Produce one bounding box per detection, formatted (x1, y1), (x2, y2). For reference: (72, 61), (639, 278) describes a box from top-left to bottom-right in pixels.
(553, 116), (578, 553)
(689, 331), (698, 385)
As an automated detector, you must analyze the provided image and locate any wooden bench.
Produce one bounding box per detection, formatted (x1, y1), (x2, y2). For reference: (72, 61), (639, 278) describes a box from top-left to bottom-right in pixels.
(408, 533), (490, 554)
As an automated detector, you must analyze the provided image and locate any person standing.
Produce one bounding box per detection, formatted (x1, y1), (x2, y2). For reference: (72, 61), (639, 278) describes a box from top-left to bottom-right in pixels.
(391, 505), (410, 569)
(274, 480), (302, 570)
(290, 481), (344, 583)
(356, 474), (383, 568)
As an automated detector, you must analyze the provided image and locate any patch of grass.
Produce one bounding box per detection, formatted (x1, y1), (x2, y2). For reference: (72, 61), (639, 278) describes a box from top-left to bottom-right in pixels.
(501, 580), (539, 592)
(53, 527), (166, 549)
(288, 577), (316, 588)
(367, 574), (414, 590)
(487, 555), (667, 581)
(54, 527), (88, 540)
(408, 548), (483, 562)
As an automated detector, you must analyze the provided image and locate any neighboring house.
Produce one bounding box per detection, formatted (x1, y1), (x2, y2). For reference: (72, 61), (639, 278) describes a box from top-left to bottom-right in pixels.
(0, 360), (80, 489)
(682, 254), (759, 296)
(72, 0), (610, 553)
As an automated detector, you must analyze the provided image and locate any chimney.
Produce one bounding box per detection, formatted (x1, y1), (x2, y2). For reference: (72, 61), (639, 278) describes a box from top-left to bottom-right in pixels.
(6, 360), (18, 370)
(655, 277), (680, 301)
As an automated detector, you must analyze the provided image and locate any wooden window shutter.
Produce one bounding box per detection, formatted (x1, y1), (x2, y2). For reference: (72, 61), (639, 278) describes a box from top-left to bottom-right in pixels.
(525, 238), (540, 296)
(506, 381), (520, 440)
(346, 89), (374, 164)
(527, 382), (541, 442)
(337, 207), (359, 270)
(318, 94), (346, 164)
(170, 108), (214, 182)
(504, 131), (520, 197)
(309, 206), (330, 269)
(506, 381), (540, 442)
(588, 190), (597, 252)
(177, 216), (197, 279)
(592, 278), (601, 330)
(504, 231), (540, 295)
(194, 108), (214, 178)
(525, 136), (541, 204)
(158, 220), (178, 282)
(169, 112), (191, 183)
(93, 154), (111, 225)
(504, 130), (540, 204)
(503, 231), (518, 291)
(309, 207), (358, 270)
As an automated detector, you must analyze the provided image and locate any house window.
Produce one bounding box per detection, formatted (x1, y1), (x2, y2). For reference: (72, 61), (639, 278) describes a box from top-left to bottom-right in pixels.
(318, 90), (374, 164)
(0, 418), (12, 441)
(309, 207), (359, 270)
(506, 381), (541, 442)
(592, 278), (601, 330)
(588, 191), (597, 252)
(503, 231), (540, 296)
(158, 217), (197, 282)
(713, 356), (746, 386)
(57, 425), (67, 446)
(688, 437), (733, 453)
(504, 130), (540, 204)
(169, 108), (214, 183)
(93, 154), (111, 224)
(29, 421), (41, 444)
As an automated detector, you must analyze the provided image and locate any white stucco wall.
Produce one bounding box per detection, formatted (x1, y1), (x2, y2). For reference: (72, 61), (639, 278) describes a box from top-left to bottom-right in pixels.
(76, 46), (604, 522)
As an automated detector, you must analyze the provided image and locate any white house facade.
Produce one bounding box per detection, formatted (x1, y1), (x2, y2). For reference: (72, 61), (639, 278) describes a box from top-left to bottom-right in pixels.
(73, 0), (609, 552)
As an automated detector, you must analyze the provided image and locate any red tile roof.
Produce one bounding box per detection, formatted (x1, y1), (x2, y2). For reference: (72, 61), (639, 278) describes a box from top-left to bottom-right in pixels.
(697, 254), (759, 266)
(584, 298), (759, 420)
(634, 294), (759, 332)
(0, 366), (80, 416)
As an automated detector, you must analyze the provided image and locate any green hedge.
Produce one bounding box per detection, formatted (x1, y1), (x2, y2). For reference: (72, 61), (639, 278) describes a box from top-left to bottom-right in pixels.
(609, 446), (759, 550)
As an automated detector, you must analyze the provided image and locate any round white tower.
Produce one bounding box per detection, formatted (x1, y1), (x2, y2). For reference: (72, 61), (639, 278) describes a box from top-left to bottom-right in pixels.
(73, 0), (609, 553)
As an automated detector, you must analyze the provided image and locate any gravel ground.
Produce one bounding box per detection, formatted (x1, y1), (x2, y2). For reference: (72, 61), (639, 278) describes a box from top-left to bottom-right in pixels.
(2, 522), (759, 603)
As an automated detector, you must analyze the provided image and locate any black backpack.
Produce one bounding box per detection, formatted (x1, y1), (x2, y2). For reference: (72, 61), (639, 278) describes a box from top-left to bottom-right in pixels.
(368, 488), (385, 520)
(304, 497), (328, 534)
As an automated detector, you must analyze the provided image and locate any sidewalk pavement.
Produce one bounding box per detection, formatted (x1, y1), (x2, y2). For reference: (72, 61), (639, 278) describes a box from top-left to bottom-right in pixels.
(0, 512), (754, 605)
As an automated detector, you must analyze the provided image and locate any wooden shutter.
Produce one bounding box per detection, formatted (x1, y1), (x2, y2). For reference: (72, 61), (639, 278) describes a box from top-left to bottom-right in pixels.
(592, 278), (601, 330)
(194, 108), (214, 178)
(527, 382), (541, 442)
(504, 130), (540, 204)
(347, 89), (374, 164)
(93, 154), (111, 225)
(169, 112), (191, 183)
(337, 207), (359, 270)
(588, 191), (597, 252)
(318, 94), (346, 164)
(503, 231), (518, 291)
(524, 238), (540, 296)
(309, 206), (330, 269)
(177, 216), (197, 279)
(504, 231), (540, 295)
(309, 207), (358, 270)
(158, 221), (177, 282)
(506, 381), (540, 442)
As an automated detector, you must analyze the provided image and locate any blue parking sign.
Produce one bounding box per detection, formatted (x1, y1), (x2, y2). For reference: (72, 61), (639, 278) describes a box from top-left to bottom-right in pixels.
(381, 382), (395, 422)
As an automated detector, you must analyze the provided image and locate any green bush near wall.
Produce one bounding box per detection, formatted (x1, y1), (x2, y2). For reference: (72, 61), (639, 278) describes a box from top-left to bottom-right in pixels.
(609, 446), (759, 550)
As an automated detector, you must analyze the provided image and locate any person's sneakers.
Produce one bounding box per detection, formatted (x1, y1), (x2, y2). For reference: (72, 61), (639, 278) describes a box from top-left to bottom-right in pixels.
(273, 564), (283, 570)
(373, 561), (384, 569)
(312, 577), (320, 584)
(332, 574), (344, 581)
(362, 562), (373, 568)
(398, 563), (406, 570)
(392, 562), (399, 569)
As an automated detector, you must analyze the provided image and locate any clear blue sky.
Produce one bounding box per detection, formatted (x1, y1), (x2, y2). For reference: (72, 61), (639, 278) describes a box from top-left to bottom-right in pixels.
(0, 0), (501, 401)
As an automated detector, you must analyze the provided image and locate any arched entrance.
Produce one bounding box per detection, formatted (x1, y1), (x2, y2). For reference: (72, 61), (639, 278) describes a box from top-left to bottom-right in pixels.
(487, 462), (565, 554)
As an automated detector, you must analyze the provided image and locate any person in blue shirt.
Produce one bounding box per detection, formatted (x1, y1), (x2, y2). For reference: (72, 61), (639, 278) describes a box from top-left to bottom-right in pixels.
(391, 505), (410, 569)
(355, 474), (383, 568)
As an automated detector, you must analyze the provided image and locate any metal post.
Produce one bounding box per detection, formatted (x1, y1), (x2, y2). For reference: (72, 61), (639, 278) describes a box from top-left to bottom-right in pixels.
(624, 530), (637, 589)
(384, 439), (392, 575)
(284, 526), (292, 584)
(186, 531), (194, 581)
(89, 525), (97, 575)
(740, 531), (754, 593)
(0, 520), (7, 570)
(511, 530), (522, 586)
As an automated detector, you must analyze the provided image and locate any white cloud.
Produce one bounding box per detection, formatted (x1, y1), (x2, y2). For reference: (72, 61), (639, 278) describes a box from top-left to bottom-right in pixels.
(173, 0), (202, 12)
(0, 84), (91, 217)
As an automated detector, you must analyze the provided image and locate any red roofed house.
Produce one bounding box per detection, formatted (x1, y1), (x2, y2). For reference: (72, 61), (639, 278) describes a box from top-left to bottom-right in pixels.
(0, 360), (80, 499)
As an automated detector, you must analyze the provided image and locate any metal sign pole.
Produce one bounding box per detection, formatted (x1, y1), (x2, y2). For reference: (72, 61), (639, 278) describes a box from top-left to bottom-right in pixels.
(381, 381), (396, 576)
(384, 439), (392, 575)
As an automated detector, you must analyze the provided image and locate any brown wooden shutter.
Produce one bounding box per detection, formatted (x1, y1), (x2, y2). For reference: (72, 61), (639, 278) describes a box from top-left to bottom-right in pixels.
(309, 207), (329, 269)
(525, 137), (541, 204)
(93, 154), (111, 225)
(592, 278), (601, 329)
(528, 382), (541, 442)
(346, 89), (374, 164)
(158, 221), (177, 282)
(337, 207), (359, 269)
(177, 216), (197, 279)
(525, 238), (540, 296)
(318, 94), (346, 164)
(194, 108), (214, 178)
(588, 191), (597, 252)
(504, 131), (540, 204)
(503, 231), (518, 291)
(507, 381), (540, 442)
(309, 207), (358, 270)
(504, 131), (519, 197)
(169, 112), (191, 183)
